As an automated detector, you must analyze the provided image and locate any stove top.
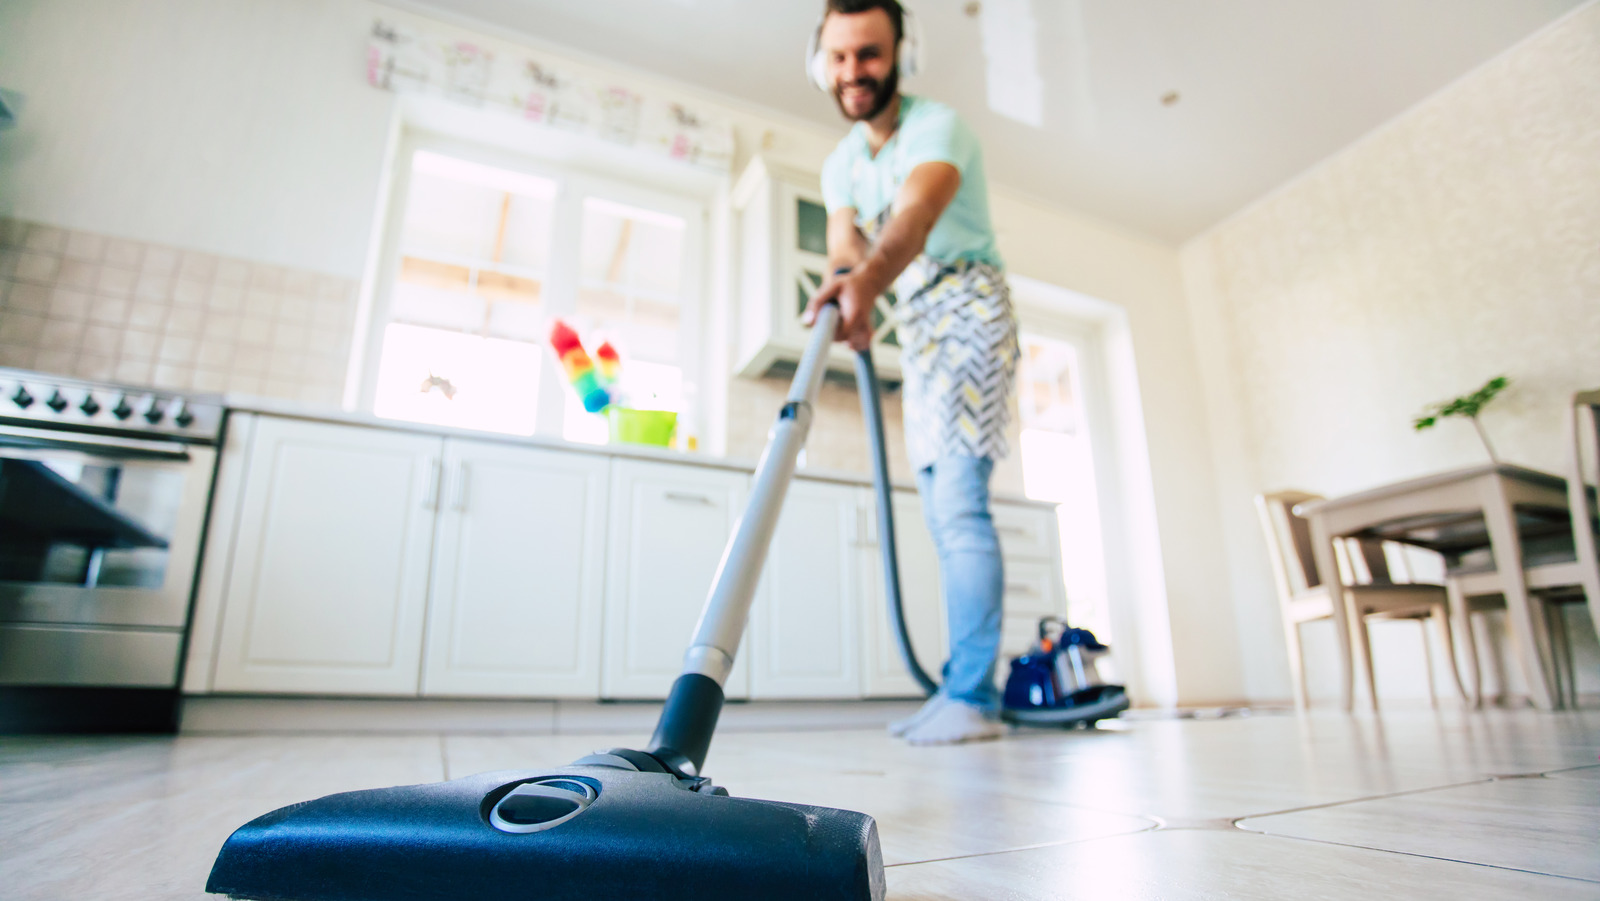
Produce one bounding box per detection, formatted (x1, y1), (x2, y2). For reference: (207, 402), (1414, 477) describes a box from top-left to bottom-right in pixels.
(0, 367), (225, 443)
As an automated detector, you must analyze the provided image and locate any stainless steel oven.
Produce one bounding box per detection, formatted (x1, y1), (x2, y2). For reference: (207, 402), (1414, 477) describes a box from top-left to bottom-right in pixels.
(0, 368), (223, 697)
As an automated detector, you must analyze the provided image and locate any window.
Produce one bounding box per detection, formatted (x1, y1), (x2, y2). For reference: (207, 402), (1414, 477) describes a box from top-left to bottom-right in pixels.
(364, 142), (704, 440)
(563, 198), (689, 444)
(1017, 332), (1112, 643)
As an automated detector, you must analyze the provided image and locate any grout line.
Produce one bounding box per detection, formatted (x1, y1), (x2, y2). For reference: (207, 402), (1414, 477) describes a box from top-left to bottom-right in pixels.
(882, 822), (1162, 869)
(1513, 763), (1600, 779)
(438, 733), (451, 781)
(1243, 831), (1600, 886)
(1235, 761), (1600, 824)
(1228, 776), (1501, 823)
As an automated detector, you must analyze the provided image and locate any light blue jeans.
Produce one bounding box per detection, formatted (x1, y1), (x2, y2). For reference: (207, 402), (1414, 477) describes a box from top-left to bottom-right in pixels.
(915, 455), (1004, 716)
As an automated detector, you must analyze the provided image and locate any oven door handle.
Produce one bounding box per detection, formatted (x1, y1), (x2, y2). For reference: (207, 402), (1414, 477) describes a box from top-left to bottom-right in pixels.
(0, 424), (193, 460)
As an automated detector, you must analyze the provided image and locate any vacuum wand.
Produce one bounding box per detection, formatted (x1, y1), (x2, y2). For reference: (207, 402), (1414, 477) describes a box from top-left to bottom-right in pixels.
(647, 302), (841, 775)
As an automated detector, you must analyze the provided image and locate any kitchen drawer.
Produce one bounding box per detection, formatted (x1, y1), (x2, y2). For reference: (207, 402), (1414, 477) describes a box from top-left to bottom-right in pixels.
(1002, 558), (1061, 617)
(993, 504), (1057, 560)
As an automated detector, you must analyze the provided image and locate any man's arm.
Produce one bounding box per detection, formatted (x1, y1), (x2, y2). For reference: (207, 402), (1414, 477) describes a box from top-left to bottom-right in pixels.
(804, 161), (962, 350)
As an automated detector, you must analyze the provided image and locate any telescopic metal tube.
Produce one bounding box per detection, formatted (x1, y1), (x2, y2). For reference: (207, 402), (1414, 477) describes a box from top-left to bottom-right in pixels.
(649, 303), (839, 774)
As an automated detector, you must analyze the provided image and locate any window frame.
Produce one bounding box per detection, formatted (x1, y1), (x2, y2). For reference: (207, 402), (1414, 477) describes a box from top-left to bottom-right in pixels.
(356, 128), (708, 442)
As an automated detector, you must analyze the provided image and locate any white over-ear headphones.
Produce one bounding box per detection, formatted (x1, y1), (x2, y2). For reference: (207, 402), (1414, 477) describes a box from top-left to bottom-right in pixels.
(805, 2), (924, 92)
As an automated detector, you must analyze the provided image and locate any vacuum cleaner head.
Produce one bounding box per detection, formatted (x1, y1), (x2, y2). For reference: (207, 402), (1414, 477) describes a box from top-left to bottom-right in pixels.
(207, 749), (885, 901)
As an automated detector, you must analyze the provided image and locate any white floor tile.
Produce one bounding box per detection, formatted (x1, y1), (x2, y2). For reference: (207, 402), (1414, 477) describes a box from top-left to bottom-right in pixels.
(885, 829), (1600, 900)
(3, 707), (1596, 899)
(1239, 764), (1600, 882)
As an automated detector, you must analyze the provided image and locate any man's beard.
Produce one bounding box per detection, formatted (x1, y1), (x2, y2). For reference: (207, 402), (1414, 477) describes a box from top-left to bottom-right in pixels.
(833, 64), (899, 122)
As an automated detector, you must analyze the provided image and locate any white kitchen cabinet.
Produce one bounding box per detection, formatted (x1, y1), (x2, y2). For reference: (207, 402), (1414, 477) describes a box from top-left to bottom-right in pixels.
(422, 440), (609, 698)
(601, 459), (750, 699)
(858, 489), (947, 697)
(748, 479), (861, 699)
(212, 417), (441, 694)
(733, 156), (902, 382)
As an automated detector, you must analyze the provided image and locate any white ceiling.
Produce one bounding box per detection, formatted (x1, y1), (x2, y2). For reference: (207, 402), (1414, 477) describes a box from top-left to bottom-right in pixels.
(405, 0), (1586, 243)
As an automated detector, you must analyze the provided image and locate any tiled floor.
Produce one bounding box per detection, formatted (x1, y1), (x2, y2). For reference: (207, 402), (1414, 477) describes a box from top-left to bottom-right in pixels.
(3, 705), (1597, 899)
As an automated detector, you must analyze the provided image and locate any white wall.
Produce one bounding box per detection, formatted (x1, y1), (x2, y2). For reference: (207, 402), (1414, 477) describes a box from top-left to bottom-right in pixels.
(1183, 2), (1600, 704)
(0, 0), (397, 278)
(0, 0), (1247, 706)
(991, 192), (1241, 705)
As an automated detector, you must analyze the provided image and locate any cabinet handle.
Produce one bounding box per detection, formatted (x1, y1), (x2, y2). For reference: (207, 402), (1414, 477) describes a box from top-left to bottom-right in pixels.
(998, 525), (1028, 536)
(664, 490), (714, 505)
(423, 457), (442, 510)
(451, 461), (470, 512)
(1005, 582), (1036, 595)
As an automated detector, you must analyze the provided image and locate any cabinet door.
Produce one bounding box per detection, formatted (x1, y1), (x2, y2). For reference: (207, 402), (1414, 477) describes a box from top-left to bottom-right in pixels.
(422, 440), (609, 698)
(748, 480), (860, 699)
(859, 489), (947, 697)
(602, 460), (750, 699)
(213, 418), (441, 694)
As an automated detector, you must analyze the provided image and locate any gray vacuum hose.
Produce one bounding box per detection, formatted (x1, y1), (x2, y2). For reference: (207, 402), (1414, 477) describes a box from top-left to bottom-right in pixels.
(853, 348), (939, 697)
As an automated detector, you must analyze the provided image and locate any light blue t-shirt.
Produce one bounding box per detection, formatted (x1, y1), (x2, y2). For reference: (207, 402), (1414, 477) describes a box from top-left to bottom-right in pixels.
(820, 94), (1002, 269)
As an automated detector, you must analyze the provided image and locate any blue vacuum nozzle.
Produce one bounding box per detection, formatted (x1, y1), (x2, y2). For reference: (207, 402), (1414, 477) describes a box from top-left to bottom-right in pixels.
(206, 753), (885, 901)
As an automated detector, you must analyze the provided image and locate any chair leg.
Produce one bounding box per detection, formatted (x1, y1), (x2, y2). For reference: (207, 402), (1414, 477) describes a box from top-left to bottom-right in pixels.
(1432, 603), (1470, 702)
(1419, 619), (1438, 709)
(1353, 612), (1380, 712)
(1529, 599), (1567, 711)
(1448, 579), (1482, 709)
(1564, 609), (1580, 708)
(1284, 619), (1311, 712)
(1549, 603), (1577, 709)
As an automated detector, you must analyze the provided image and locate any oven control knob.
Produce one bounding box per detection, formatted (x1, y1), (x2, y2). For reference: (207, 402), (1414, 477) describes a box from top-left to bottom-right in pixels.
(11, 385), (33, 409)
(172, 401), (195, 428)
(46, 390), (69, 413)
(112, 395), (134, 420)
(143, 398), (166, 424)
(80, 393), (102, 416)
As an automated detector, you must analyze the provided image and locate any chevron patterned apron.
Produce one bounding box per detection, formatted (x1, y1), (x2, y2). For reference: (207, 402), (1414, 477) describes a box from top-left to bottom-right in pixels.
(862, 209), (1020, 471)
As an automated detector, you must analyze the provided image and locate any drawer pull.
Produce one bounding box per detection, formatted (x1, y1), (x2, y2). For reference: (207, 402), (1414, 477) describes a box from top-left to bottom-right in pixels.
(1005, 582), (1037, 595)
(451, 462), (470, 512)
(664, 491), (715, 505)
(998, 525), (1029, 535)
(422, 456), (442, 510)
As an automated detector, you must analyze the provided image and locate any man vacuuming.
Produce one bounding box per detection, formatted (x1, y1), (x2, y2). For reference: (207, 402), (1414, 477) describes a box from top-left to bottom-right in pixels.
(803, 0), (1020, 746)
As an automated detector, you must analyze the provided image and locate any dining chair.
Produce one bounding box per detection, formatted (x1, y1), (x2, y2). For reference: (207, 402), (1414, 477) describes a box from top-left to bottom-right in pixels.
(1444, 390), (1600, 708)
(1256, 491), (1468, 711)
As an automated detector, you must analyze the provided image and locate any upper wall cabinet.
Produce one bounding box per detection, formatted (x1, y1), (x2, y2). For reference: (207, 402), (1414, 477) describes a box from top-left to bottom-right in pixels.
(732, 156), (902, 382)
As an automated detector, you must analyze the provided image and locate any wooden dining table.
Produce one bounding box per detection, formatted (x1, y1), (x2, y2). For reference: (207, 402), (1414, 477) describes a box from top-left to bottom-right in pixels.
(1295, 464), (1570, 711)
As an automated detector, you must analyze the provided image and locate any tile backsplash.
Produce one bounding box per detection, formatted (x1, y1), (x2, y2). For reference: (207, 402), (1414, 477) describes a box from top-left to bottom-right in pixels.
(0, 218), (355, 404)
(724, 373), (1027, 498)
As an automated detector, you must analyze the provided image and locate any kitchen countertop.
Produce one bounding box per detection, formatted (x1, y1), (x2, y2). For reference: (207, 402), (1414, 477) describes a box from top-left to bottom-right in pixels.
(223, 394), (1057, 509)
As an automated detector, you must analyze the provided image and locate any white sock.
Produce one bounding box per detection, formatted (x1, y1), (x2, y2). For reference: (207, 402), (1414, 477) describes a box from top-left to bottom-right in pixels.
(904, 701), (1003, 746)
(887, 693), (947, 737)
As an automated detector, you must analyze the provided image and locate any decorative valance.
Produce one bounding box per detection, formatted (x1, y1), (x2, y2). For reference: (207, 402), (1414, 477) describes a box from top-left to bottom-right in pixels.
(366, 19), (734, 173)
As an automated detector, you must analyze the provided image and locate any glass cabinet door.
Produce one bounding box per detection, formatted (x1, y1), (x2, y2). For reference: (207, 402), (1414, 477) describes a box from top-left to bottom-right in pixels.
(793, 195), (900, 350)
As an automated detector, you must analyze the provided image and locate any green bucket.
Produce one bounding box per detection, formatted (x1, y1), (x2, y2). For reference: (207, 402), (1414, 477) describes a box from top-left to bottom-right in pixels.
(607, 408), (677, 447)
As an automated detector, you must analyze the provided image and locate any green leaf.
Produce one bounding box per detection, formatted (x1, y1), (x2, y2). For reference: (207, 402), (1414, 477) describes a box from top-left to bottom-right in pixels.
(1413, 375), (1509, 432)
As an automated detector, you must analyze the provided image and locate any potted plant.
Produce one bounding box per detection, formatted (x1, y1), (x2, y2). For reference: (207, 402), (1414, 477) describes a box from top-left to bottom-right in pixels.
(1413, 375), (1510, 463)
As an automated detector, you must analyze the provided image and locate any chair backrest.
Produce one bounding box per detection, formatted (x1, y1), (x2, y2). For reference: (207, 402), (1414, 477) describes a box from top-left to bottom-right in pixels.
(1255, 491), (1324, 604)
(1256, 492), (1406, 603)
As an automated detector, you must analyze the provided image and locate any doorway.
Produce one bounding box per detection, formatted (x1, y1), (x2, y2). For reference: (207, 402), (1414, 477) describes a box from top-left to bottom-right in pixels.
(1008, 274), (1175, 705)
